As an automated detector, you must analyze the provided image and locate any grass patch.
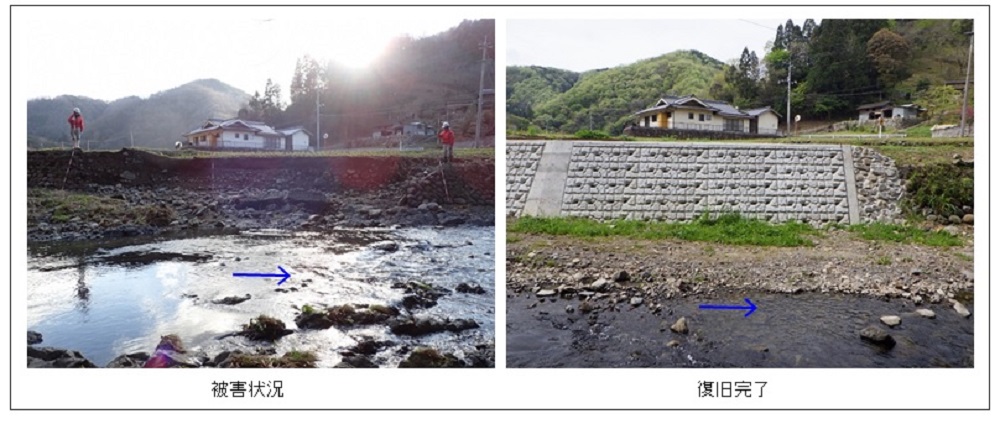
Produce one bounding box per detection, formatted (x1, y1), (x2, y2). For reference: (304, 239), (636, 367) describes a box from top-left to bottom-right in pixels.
(28, 188), (175, 227)
(953, 252), (973, 262)
(875, 256), (892, 265)
(157, 147), (494, 159)
(847, 223), (963, 247)
(899, 163), (974, 217)
(509, 213), (817, 247)
(874, 145), (973, 166)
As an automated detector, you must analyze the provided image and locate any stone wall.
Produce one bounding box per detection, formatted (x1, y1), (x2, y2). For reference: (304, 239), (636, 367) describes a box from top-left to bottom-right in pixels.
(506, 142), (545, 217)
(851, 147), (905, 223)
(507, 141), (907, 226)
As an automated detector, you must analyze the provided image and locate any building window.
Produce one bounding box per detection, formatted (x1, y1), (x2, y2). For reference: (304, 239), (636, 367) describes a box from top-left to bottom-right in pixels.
(699, 114), (705, 122)
(688, 113), (694, 120)
(244, 134), (249, 140)
(651, 115), (657, 122)
(707, 114), (712, 121)
(667, 112), (671, 118)
(724, 119), (741, 132)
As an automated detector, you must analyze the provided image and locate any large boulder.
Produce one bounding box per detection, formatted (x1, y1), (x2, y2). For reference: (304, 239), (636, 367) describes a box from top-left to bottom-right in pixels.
(28, 347), (97, 368)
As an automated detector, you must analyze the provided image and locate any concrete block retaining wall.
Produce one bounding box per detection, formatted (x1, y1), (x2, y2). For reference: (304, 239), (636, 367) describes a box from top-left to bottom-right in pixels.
(507, 141), (905, 226)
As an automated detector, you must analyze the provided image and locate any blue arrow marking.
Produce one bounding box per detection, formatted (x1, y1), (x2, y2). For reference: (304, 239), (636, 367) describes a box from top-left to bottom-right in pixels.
(233, 266), (291, 286)
(699, 298), (758, 317)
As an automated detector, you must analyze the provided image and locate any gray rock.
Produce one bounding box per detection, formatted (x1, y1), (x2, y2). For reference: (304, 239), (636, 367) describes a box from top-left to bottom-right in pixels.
(565, 305), (575, 314)
(952, 301), (971, 318)
(212, 293), (251, 305)
(962, 214), (974, 225)
(106, 352), (150, 368)
(27, 331), (42, 345)
(28, 346), (97, 368)
(418, 202), (441, 212)
(670, 317), (689, 334)
(880, 315), (901, 327)
(915, 308), (936, 319)
(666, 340), (680, 348)
(371, 241), (399, 252)
(913, 295), (923, 305)
(590, 278), (611, 292)
(120, 171), (137, 181)
(630, 297), (643, 306)
(910, 268), (922, 276)
(536, 289), (556, 297)
(949, 215), (962, 225)
(614, 270), (630, 282)
(860, 326), (896, 348)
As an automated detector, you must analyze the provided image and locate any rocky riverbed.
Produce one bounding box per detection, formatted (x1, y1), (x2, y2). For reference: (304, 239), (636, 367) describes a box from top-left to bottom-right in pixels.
(28, 149), (495, 243)
(506, 229), (974, 367)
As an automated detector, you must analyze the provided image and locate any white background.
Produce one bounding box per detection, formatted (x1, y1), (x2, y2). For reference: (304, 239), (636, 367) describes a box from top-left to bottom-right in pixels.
(4, 0), (994, 420)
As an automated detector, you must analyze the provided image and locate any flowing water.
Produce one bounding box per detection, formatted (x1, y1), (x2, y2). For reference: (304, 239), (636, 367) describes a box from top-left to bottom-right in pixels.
(27, 227), (495, 367)
(507, 290), (973, 368)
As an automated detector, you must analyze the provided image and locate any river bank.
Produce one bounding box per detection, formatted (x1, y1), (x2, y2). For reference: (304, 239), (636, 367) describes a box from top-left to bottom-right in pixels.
(28, 149), (495, 242)
(506, 229), (974, 367)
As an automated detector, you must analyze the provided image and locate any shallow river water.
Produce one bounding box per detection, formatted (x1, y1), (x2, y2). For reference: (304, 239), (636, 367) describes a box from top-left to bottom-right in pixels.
(28, 227), (495, 367)
(507, 290), (973, 368)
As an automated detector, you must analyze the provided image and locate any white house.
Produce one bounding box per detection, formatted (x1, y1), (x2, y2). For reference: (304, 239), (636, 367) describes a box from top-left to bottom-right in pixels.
(402, 121), (434, 136)
(184, 119), (312, 150)
(278, 126), (314, 151)
(633, 95), (781, 135)
(857, 101), (924, 123)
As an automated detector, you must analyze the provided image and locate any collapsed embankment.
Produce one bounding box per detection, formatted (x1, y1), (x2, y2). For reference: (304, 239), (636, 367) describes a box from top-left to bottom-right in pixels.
(28, 149), (495, 242)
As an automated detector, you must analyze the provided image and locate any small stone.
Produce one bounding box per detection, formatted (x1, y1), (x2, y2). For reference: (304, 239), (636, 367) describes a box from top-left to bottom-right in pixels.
(666, 340), (680, 348)
(629, 297), (643, 306)
(962, 214), (974, 225)
(27, 331), (43, 345)
(952, 301), (971, 318)
(915, 308), (936, 319)
(670, 317), (689, 334)
(565, 305), (575, 314)
(913, 295), (923, 305)
(949, 215), (962, 225)
(860, 326), (896, 348)
(880, 315), (901, 327)
(536, 289), (556, 297)
(590, 278), (610, 292)
(614, 270), (630, 282)
(910, 268), (922, 276)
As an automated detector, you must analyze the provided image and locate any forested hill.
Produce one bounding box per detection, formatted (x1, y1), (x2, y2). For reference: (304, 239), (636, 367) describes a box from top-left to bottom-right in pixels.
(28, 79), (249, 149)
(507, 19), (974, 135)
(507, 50), (723, 134)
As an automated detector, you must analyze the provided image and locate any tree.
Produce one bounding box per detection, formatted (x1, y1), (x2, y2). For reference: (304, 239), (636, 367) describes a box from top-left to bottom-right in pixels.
(867, 28), (911, 89)
(773, 24), (785, 51)
(290, 55), (323, 103)
(238, 78), (284, 123)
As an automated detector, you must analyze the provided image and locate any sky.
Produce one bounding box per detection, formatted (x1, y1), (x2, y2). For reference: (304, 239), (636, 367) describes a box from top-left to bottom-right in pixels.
(507, 19), (789, 72)
(14, 7), (474, 103)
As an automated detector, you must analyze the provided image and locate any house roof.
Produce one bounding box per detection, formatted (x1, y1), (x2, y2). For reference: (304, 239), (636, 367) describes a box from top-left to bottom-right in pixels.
(185, 118), (281, 137)
(277, 126), (313, 137)
(744, 106), (783, 118)
(634, 95), (766, 119)
(857, 100), (892, 111)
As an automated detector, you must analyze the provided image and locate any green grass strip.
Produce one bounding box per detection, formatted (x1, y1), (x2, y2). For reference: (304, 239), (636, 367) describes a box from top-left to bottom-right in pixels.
(510, 213), (817, 247)
(847, 222), (964, 247)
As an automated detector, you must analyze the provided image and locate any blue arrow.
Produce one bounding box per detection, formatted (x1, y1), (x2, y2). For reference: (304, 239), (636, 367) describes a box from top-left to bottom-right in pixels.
(699, 298), (757, 317)
(233, 266), (291, 286)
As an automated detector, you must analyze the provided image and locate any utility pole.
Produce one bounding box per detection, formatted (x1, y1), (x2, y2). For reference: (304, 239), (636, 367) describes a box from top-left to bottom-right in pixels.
(475, 35), (491, 148)
(315, 90), (322, 150)
(960, 30), (974, 137)
(786, 62), (792, 137)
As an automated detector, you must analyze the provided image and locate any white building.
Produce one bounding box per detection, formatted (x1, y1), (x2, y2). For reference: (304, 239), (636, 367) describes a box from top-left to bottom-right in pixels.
(184, 119), (313, 150)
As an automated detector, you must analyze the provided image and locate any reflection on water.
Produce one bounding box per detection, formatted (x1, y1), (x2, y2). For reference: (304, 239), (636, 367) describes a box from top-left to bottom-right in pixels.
(28, 228), (495, 367)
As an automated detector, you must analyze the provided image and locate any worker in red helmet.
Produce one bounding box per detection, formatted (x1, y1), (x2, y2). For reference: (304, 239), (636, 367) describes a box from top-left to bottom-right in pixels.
(67, 107), (84, 150)
(438, 121), (455, 163)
